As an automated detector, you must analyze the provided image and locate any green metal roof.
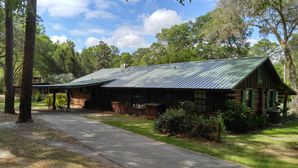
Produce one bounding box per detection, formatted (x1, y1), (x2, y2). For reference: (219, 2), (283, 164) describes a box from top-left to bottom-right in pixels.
(72, 57), (268, 89)
(33, 57), (295, 94)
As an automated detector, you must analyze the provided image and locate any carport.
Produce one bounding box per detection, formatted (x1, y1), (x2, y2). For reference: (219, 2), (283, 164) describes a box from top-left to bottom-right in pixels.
(32, 78), (113, 110)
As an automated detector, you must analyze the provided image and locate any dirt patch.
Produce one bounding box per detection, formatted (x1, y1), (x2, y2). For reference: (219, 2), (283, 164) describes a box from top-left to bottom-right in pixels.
(0, 114), (121, 168)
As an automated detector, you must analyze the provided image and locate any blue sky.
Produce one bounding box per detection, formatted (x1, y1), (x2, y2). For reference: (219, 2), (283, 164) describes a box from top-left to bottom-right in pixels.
(37, 0), (259, 53)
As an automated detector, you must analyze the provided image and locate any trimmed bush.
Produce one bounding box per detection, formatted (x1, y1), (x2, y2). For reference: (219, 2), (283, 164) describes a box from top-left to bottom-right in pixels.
(154, 108), (224, 141)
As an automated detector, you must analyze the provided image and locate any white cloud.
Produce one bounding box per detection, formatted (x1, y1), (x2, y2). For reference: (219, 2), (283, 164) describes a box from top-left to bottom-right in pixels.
(84, 10), (117, 20)
(143, 9), (182, 34)
(70, 28), (106, 36)
(38, 0), (119, 19)
(50, 35), (68, 43)
(82, 9), (182, 50)
(38, 0), (90, 17)
(106, 26), (147, 49)
(105, 9), (182, 49)
(85, 37), (100, 47)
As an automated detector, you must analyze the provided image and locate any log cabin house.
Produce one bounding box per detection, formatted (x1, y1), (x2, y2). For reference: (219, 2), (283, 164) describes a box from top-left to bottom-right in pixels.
(33, 57), (296, 117)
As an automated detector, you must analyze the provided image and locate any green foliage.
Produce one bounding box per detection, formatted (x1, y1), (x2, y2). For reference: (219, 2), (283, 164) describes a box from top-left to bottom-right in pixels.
(0, 69), (3, 93)
(187, 114), (224, 140)
(223, 100), (252, 133)
(223, 100), (268, 133)
(154, 108), (186, 135)
(217, 0), (298, 88)
(80, 41), (114, 74)
(43, 93), (67, 109)
(249, 39), (280, 59)
(181, 101), (196, 113)
(251, 115), (269, 129)
(45, 73), (75, 84)
(32, 91), (42, 102)
(120, 52), (133, 65)
(154, 108), (224, 141)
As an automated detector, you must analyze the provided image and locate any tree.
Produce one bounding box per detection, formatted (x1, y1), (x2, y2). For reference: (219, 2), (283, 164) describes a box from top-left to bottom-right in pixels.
(80, 41), (114, 74)
(215, 0), (298, 90)
(3, 0), (15, 114)
(120, 52), (133, 65)
(200, 9), (250, 57)
(249, 39), (281, 61)
(17, 0), (37, 123)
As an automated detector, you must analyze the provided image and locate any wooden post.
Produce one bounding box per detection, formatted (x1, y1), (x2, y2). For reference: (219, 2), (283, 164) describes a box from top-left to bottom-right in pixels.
(67, 89), (71, 110)
(53, 90), (56, 110)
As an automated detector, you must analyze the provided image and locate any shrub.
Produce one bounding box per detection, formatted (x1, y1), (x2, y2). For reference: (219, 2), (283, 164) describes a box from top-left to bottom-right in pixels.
(154, 108), (224, 141)
(181, 101), (197, 113)
(252, 115), (269, 129)
(188, 114), (224, 140)
(223, 100), (252, 133)
(43, 93), (67, 109)
(223, 100), (269, 133)
(154, 108), (186, 135)
(33, 91), (43, 102)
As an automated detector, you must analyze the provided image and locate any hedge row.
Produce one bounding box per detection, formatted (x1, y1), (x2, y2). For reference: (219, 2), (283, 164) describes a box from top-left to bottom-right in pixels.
(154, 108), (224, 141)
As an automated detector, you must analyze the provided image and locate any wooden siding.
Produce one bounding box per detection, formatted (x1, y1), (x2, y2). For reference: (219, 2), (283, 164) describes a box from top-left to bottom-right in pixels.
(236, 63), (279, 90)
(235, 61), (284, 113)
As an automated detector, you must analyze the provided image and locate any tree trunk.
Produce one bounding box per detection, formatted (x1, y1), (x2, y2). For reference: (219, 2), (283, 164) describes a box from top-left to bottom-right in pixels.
(283, 44), (297, 90)
(17, 0), (36, 123)
(282, 43), (298, 113)
(4, 0), (15, 114)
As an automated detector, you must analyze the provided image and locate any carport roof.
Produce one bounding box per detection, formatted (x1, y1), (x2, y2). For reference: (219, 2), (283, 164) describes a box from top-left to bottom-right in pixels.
(32, 78), (113, 89)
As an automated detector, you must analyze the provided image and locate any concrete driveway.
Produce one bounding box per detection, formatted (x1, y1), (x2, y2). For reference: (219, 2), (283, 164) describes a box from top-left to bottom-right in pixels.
(38, 112), (242, 168)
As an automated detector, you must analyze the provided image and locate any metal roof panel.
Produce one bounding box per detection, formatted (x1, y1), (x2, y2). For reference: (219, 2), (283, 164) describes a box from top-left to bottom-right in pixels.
(71, 57), (268, 89)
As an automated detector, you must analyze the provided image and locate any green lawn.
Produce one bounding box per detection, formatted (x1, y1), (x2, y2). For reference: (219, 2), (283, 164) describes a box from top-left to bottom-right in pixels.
(0, 96), (47, 112)
(86, 113), (298, 168)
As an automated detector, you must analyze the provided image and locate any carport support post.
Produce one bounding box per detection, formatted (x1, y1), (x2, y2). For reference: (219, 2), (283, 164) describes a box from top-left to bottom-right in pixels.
(67, 89), (71, 110)
(53, 90), (56, 110)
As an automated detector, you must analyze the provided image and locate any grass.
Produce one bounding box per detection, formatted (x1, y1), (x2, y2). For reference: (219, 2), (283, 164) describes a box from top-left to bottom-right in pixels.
(0, 128), (106, 168)
(0, 96), (48, 112)
(86, 113), (298, 168)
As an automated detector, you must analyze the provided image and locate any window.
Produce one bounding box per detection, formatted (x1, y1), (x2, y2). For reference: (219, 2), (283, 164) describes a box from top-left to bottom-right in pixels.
(194, 90), (206, 111)
(267, 90), (278, 109)
(242, 89), (254, 108)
